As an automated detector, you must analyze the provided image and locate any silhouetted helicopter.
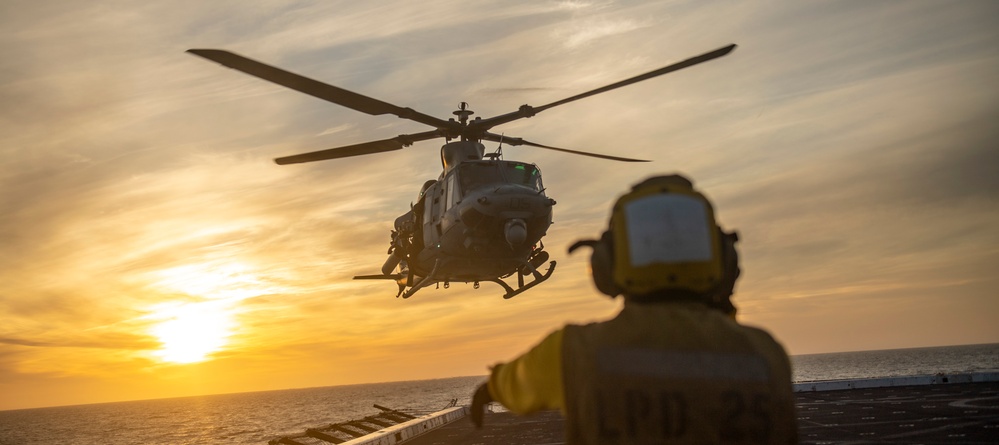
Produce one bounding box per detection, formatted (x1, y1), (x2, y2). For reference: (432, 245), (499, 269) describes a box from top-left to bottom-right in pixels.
(188, 44), (736, 299)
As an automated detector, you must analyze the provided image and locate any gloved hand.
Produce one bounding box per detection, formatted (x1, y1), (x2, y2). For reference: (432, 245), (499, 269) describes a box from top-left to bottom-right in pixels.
(470, 383), (493, 428)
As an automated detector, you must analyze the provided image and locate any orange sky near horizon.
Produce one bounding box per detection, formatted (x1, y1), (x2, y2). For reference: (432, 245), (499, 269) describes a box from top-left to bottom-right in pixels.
(2, 0), (998, 411)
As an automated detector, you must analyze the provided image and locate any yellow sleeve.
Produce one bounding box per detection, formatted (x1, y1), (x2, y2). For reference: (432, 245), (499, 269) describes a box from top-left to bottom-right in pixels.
(487, 328), (565, 415)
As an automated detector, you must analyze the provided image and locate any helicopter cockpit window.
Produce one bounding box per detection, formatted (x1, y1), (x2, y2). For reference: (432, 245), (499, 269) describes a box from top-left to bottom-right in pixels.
(458, 162), (542, 193)
(502, 162), (542, 191)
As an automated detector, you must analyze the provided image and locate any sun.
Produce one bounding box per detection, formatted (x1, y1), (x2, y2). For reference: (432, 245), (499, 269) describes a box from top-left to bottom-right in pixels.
(151, 302), (233, 364)
(145, 262), (280, 364)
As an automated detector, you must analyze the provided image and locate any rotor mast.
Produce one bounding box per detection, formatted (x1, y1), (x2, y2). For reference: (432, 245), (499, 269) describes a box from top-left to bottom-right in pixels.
(452, 102), (475, 141)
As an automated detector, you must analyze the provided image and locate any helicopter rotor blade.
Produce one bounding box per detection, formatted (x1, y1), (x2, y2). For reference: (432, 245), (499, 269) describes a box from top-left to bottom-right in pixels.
(474, 44), (737, 131)
(482, 133), (649, 162)
(187, 49), (452, 129)
(275, 130), (442, 165)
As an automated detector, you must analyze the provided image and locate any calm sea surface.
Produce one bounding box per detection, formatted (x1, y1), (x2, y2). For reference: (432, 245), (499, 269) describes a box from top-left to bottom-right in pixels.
(1, 343), (996, 445)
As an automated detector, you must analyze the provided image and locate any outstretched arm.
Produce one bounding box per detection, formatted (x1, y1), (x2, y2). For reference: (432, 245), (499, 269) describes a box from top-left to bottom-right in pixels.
(471, 328), (566, 427)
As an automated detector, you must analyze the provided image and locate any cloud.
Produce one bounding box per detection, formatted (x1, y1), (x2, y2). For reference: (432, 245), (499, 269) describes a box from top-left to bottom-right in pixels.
(555, 17), (650, 48)
(0, 332), (157, 350)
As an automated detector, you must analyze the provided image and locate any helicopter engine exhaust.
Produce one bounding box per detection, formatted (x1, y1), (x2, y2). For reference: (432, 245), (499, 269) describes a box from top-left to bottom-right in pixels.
(505, 219), (527, 247)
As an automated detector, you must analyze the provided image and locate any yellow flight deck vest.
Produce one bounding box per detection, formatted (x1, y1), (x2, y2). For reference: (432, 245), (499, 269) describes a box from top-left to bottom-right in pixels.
(562, 302), (797, 444)
(488, 301), (797, 445)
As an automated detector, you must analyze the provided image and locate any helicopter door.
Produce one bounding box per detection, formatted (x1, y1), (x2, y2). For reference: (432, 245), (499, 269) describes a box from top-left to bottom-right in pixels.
(433, 172), (457, 237)
(422, 182), (441, 245)
(445, 173), (457, 211)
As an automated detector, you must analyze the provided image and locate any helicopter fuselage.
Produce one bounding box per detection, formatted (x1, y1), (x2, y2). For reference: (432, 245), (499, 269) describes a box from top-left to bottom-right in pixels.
(416, 163), (553, 279)
(383, 142), (555, 295)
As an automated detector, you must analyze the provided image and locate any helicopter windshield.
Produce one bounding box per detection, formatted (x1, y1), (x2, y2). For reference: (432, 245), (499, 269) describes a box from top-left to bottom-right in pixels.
(459, 161), (542, 193)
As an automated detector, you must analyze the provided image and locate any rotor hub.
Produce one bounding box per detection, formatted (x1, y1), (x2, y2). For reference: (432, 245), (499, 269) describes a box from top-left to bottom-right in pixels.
(453, 102), (474, 125)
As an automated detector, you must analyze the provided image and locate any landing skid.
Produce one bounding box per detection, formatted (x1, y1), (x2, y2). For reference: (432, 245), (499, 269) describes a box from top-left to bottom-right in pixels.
(399, 259), (440, 299)
(353, 260), (556, 299)
(487, 260), (557, 299)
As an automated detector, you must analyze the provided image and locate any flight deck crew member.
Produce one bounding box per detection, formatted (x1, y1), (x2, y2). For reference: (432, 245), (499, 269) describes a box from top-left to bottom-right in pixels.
(470, 174), (797, 444)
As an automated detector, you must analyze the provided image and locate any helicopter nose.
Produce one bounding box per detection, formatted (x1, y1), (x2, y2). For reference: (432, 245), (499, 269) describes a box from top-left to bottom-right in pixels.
(505, 219), (527, 247)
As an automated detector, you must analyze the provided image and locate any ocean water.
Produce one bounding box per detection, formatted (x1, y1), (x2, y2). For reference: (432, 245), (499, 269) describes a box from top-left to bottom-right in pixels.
(1, 343), (996, 445)
(790, 342), (999, 382)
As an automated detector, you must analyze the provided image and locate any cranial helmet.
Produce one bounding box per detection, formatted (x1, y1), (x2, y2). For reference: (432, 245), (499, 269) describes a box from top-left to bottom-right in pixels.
(569, 174), (740, 313)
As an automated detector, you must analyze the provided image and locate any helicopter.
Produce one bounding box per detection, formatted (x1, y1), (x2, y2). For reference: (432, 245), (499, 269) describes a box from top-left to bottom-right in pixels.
(187, 43), (736, 299)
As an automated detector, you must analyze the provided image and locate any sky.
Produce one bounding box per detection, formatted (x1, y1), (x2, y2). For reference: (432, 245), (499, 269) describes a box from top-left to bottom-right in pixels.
(1, 0), (997, 410)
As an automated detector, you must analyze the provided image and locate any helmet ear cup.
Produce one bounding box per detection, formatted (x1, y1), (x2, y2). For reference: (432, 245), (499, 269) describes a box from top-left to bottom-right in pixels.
(707, 230), (740, 315)
(589, 231), (622, 298)
(722, 231), (740, 285)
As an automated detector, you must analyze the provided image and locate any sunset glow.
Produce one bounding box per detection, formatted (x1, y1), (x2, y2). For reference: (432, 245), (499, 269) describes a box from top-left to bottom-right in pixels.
(1, 0), (997, 411)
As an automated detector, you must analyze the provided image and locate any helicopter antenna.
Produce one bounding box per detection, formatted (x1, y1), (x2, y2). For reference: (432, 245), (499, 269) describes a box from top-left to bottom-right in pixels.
(484, 133), (504, 160)
(453, 102), (474, 126)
